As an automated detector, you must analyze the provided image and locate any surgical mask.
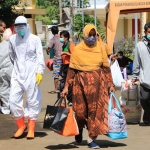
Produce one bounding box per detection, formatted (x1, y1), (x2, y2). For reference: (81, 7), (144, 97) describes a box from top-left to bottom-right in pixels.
(18, 29), (25, 37)
(15, 25), (27, 36)
(60, 38), (65, 43)
(147, 34), (150, 40)
(85, 37), (97, 45)
(118, 56), (123, 59)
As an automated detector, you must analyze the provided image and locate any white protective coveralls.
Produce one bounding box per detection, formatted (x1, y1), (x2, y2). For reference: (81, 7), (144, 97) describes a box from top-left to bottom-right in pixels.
(0, 29), (13, 114)
(9, 18), (45, 120)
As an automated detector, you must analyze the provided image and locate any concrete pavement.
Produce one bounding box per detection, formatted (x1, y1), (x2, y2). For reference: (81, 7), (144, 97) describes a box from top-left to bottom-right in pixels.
(0, 52), (150, 150)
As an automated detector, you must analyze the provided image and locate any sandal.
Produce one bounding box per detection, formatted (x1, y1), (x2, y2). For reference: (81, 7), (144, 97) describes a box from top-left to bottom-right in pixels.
(48, 91), (56, 94)
(55, 90), (60, 93)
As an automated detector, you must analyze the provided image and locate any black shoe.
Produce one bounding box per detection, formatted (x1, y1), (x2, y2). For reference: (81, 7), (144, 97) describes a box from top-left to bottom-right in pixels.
(143, 112), (150, 125)
(75, 129), (83, 143)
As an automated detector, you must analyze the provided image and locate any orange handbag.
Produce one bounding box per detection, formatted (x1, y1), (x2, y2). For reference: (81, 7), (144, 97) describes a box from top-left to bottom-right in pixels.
(55, 101), (79, 136)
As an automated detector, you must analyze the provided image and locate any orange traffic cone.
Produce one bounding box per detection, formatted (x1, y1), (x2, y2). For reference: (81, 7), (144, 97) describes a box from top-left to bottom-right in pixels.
(27, 120), (35, 139)
(14, 117), (27, 138)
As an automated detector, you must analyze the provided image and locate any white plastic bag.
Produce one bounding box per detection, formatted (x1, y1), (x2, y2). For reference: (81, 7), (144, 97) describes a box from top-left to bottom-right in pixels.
(110, 60), (123, 88)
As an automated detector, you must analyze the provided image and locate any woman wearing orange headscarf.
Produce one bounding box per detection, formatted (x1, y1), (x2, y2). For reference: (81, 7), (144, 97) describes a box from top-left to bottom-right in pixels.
(61, 24), (115, 149)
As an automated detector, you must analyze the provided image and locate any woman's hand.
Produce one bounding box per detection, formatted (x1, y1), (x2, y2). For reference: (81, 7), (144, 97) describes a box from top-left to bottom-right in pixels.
(111, 54), (118, 61)
(60, 86), (68, 97)
(109, 86), (116, 93)
(46, 48), (50, 55)
(61, 52), (71, 56)
(61, 52), (66, 55)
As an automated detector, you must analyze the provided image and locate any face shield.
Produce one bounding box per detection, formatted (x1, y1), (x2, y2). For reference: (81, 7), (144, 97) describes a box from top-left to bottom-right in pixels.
(14, 16), (28, 37)
(14, 24), (27, 37)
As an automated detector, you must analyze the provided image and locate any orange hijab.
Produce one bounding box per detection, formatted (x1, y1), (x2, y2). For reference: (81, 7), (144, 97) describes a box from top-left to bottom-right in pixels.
(69, 24), (109, 71)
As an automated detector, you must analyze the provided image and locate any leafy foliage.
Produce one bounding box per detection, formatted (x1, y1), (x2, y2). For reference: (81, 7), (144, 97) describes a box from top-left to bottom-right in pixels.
(35, 0), (90, 25)
(36, 0), (59, 8)
(0, 0), (27, 27)
(35, 0), (106, 41)
(74, 14), (106, 41)
(78, 0), (90, 8)
(35, 15), (52, 25)
(99, 28), (106, 42)
(114, 37), (135, 58)
(35, 0), (60, 25)
(61, 0), (90, 8)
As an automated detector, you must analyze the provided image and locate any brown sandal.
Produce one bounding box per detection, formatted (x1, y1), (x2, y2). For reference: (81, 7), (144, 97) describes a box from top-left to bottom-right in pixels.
(48, 91), (56, 94)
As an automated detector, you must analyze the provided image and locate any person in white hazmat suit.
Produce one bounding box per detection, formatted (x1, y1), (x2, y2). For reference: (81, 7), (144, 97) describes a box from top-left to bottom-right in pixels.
(9, 16), (45, 139)
(0, 28), (13, 114)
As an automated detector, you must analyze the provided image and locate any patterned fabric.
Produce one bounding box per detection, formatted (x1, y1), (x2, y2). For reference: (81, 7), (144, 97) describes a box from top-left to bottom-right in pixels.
(58, 64), (72, 103)
(52, 59), (62, 78)
(65, 67), (114, 136)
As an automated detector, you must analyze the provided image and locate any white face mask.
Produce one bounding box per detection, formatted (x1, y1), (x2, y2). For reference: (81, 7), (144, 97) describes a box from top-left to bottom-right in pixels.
(118, 56), (123, 59)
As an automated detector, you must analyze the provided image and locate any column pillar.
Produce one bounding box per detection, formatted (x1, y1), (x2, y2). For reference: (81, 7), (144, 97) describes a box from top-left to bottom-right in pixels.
(140, 12), (146, 37)
(32, 0), (36, 34)
(124, 18), (128, 38)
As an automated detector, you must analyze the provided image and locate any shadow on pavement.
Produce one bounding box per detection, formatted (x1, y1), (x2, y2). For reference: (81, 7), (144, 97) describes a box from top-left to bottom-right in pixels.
(139, 122), (150, 126)
(34, 131), (48, 138)
(127, 122), (140, 125)
(45, 140), (127, 149)
(45, 144), (79, 149)
(10, 132), (48, 140)
(71, 140), (127, 148)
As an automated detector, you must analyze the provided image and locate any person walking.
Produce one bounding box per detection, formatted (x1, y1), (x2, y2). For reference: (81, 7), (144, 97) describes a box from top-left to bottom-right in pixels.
(117, 51), (133, 79)
(0, 20), (6, 43)
(132, 22), (150, 125)
(58, 30), (75, 106)
(46, 26), (63, 94)
(61, 24), (115, 149)
(0, 28), (13, 114)
(9, 16), (45, 139)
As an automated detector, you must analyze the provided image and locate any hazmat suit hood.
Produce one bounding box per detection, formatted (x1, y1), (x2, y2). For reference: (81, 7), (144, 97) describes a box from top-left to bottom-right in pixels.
(14, 16), (31, 43)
